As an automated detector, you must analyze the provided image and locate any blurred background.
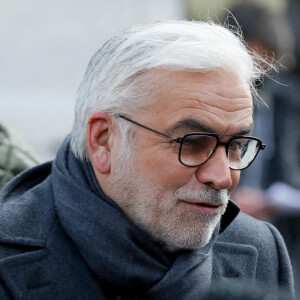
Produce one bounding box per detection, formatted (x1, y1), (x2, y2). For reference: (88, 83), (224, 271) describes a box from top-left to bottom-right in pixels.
(0, 0), (292, 161)
(0, 0), (185, 160)
(1, 0), (300, 296)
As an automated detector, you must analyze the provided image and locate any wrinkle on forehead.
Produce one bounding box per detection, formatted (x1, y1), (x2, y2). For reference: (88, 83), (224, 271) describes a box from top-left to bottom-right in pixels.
(192, 101), (254, 124)
(167, 109), (253, 136)
(149, 73), (252, 111)
(138, 69), (254, 135)
(178, 98), (253, 114)
(168, 117), (254, 136)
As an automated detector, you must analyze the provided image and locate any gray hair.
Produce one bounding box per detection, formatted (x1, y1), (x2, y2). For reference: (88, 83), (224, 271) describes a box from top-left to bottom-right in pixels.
(71, 20), (271, 161)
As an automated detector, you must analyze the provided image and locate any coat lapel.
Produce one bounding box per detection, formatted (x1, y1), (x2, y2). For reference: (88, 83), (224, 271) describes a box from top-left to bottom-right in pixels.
(213, 241), (258, 283)
(0, 239), (106, 300)
(0, 249), (60, 300)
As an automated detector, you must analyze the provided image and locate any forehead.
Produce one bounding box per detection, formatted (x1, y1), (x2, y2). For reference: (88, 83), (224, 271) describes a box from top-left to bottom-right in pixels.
(139, 69), (253, 135)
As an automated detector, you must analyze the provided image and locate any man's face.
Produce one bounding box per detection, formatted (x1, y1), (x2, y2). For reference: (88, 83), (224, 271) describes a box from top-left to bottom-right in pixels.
(110, 69), (253, 252)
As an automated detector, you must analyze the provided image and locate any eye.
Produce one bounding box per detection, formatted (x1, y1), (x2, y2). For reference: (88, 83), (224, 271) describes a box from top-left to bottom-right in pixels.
(230, 139), (248, 153)
(181, 135), (217, 155)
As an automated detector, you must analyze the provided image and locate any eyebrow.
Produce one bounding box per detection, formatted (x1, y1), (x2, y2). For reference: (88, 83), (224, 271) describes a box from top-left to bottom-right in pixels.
(167, 117), (254, 136)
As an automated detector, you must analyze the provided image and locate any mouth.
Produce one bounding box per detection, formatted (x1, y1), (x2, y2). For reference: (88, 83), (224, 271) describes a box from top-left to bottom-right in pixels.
(180, 200), (223, 215)
(195, 202), (220, 208)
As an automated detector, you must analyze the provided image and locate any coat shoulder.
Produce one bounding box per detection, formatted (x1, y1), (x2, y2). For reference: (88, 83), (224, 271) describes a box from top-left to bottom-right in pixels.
(219, 211), (282, 247)
(0, 162), (55, 257)
(217, 211), (294, 293)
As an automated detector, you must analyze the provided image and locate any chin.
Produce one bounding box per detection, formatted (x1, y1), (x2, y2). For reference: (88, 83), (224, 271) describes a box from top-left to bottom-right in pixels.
(151, 214), (221, 253)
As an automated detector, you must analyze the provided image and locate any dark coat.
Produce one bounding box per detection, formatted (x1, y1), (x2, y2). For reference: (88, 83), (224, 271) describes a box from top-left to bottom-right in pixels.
(0, 152), (294, 299)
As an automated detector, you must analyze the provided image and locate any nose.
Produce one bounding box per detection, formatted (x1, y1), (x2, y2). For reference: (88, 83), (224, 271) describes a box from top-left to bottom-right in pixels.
(195, 145), (232, 190)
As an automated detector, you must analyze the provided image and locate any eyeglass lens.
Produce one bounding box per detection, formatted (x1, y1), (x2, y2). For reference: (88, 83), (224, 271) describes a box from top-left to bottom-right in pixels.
(228, 138), (260, 169)
(179, 135), (261, 170)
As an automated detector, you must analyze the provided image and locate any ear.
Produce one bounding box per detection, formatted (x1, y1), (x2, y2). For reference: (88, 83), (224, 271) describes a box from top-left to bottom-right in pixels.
(86, 112), (113, 174)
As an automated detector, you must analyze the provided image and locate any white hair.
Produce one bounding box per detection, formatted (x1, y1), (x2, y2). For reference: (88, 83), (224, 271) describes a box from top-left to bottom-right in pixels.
(71, 20), (270, 161)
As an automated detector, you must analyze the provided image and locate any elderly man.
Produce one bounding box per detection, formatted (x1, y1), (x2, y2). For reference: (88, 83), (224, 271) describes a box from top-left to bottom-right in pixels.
(0, 21), (294, 299)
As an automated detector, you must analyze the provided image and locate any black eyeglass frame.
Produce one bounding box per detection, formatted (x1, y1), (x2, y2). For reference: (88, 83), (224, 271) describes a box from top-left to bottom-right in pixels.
(118, 115), (265, 170)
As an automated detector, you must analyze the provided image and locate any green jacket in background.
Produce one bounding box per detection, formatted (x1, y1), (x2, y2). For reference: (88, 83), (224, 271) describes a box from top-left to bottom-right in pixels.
(0, 123), (39, 189)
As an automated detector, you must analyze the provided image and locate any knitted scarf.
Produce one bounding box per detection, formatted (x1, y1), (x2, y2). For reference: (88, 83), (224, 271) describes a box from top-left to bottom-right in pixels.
(52, 137), (229, 300)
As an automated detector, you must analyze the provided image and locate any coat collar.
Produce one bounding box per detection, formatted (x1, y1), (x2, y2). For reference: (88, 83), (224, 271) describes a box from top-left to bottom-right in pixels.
(220, 200), (240, 233)
(0, 229), (258, 299)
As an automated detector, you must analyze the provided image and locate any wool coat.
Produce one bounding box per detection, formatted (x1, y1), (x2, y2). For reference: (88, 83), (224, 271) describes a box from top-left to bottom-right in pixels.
(0, 139), (294, 299)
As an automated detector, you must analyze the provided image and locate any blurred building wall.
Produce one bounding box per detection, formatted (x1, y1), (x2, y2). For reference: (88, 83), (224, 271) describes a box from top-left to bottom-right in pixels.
(0, 0), (184, 161)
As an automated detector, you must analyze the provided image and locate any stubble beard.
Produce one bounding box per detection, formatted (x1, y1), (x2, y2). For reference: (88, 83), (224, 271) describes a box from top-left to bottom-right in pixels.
(111, 152), (229, 252)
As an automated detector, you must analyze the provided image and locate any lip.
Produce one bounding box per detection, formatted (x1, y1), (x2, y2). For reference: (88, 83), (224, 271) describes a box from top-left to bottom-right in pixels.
(180, 201), (223, 215)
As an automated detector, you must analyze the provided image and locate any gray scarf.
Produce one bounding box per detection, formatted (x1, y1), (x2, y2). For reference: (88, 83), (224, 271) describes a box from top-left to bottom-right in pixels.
(52, 137), (236, 300)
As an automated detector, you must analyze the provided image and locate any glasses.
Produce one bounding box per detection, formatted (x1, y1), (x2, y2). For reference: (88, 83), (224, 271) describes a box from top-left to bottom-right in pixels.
(118, 115), (265, 170)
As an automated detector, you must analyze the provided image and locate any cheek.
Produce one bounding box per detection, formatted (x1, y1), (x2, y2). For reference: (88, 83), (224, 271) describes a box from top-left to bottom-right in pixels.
(155, 162), (195, 189)
(137, 151), (192, 187)
(229, 170), (241, 194)
(132, 134), (194, 187)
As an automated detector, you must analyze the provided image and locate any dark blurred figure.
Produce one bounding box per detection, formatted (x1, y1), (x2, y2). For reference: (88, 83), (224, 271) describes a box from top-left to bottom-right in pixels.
(226, 2), (300, 296)
(289, 0), (300, 75)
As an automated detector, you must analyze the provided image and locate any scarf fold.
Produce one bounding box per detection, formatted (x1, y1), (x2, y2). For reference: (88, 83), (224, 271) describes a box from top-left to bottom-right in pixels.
(52, 136), (234, 300)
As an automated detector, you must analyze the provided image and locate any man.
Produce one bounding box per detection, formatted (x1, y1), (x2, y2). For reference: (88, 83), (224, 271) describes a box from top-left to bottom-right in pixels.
(0, 21), (294, 299)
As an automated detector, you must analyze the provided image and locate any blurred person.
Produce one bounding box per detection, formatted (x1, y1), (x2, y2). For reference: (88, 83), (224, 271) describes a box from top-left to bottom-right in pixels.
(227, 1), (300, 215)
(274, 0), (300, 295)
(0, 123), (39, 189)
(289, 0), (300, 75)
(226, 2), (300, 296)
(0, 20), (295, 299)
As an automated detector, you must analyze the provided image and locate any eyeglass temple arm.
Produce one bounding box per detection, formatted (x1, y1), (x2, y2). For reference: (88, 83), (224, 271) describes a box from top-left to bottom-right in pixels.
(118, 115), (179, 142)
